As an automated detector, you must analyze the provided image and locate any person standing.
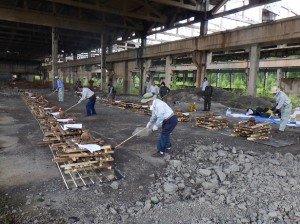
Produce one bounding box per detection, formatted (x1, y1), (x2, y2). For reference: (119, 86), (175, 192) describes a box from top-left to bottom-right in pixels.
(88, 78), (94, 90)
(200, 77), (208, 97)
(55, 76), (64, 102)
(77, 86), (96, 116)
(107, 83), (116, 100)
(159, 82), (170, 100)
(270, 86), (292, 132)
(76, 78), (82, 88)
(141, 93), (178, 157)
(203, 82), (213, 111)
(144, 77), (151, 94)
(150, 81), (159, 96)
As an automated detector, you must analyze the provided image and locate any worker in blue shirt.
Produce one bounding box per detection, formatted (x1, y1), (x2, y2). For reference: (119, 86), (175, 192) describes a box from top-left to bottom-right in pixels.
(55, 76), (64, 102)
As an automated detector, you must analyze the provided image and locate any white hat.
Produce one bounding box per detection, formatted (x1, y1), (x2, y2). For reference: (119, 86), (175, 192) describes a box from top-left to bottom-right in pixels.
(141, 92), (156, 103)
(270, 86), (280, 94)
(54, 76), (59, 79)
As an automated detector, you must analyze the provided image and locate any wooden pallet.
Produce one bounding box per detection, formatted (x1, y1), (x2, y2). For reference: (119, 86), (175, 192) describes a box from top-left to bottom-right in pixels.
(195, 113), (229, 130)
(231, 120), (272, 140)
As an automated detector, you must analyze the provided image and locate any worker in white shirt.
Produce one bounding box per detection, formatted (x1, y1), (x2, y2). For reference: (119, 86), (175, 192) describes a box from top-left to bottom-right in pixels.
(201, 77), (208, 97)
(150, 81), (159, 96)
(77, 86), (96, 116)
(270, 86), (292, 132)
(141, 92), (178, 157)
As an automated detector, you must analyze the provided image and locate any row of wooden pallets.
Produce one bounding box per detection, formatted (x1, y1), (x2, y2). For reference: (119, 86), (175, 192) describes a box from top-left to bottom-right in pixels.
(22, 92), (118, 189)
(98, 98), (272, 141)
(194, 113), (272, 140)
(97, 98), (192, 121)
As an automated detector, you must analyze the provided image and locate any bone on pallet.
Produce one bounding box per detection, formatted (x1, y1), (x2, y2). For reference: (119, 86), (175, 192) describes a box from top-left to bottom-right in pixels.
(22, 92), (116, 189)
(195, 113), (229, 130)
(231, 119), (272, 140)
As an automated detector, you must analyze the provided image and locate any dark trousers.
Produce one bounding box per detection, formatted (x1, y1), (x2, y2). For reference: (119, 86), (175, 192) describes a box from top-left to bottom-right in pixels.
(86, 95), (96, 116)
(204, 96), (211, 111)
(157, 115), (178, 153)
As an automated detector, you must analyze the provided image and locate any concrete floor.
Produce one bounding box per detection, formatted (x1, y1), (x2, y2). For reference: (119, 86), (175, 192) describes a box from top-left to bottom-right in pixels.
(0, 88), (299, 223)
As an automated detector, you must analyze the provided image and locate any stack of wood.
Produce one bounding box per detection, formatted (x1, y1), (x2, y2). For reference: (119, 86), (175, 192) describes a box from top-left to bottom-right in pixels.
(195, 112), (229, 130)
(231, 117), (272, 140)
(21, 92), (116, 188)
(175, 109), (191, 122)
(51, 141), (114, 172)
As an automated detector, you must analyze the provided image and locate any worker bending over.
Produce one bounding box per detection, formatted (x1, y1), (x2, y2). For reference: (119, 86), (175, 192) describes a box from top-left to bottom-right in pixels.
(77, 86), (97, 116)
(141, 92), (178, 157)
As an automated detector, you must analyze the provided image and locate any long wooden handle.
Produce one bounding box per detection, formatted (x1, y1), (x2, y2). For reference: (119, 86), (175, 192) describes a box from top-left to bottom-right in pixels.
(115, 127), (147, 149)
(48, 90), (56, 96)
(65, 103), (79, 112)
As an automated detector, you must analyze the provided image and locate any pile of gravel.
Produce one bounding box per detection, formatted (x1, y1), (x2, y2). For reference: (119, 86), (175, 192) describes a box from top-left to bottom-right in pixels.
(97, 141), (300, 223)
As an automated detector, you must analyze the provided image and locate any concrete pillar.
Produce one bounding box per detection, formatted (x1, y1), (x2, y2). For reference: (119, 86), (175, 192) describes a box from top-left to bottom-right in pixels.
(143, 59), (151, 92)
(165, 56), (172, 87)
(124, 61), (129, 94)
(139, 37), (146, 95)
(73, 51), (77, 60)
(52, 27), (58, 89)
(276, 68), (282, 87)
(200, 0), (209, 37)
(100, 34), (106, 91)
(192, 51), (206, 87)
(247, 45), (260, 96)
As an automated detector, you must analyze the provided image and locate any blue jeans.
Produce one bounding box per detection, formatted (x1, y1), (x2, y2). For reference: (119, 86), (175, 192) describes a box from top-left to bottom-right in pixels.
(157, 115), (178, 153)
(86, 95), (96, 116)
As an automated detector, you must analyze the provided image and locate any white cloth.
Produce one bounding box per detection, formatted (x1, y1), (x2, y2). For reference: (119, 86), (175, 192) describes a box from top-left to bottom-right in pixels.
(150, 85), (159, 95)
(56, 118), (74, 123)
(78, 87), (95, 103)
(61, 124), (82, 130)
(76, 144), (101, 153)
(149, 99), (174, 127)
(201, 80), (208, 91)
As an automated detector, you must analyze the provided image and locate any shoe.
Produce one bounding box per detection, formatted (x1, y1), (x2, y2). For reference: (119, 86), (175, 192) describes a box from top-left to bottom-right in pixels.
(152, 152), (165, 157)
(202, 109), (207, 111)
(165, 148), (173, 154)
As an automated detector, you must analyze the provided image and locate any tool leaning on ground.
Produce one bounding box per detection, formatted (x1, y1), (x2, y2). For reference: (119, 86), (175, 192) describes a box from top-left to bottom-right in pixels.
(48, 89), (57, 97)
(114, 127), (150, 149)
(65, 102), (80, 112)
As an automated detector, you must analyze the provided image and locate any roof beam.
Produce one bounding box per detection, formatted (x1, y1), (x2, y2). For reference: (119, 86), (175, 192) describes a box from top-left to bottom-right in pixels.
(46, 0), (166, 23)
(150, 0), (204, 11)
(0, 7), (142, 33)
(211, 0), (281, 17)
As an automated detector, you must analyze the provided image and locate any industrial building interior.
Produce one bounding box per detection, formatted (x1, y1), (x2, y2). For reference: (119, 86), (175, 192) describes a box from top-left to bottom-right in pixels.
(1, 0), (300, 223)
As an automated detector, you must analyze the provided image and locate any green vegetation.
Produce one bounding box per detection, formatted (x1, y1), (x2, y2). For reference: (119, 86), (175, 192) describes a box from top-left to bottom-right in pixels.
(208, 72), (300, 106)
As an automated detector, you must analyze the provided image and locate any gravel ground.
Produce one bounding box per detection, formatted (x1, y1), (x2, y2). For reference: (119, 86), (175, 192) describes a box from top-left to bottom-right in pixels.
(0, 87), (299, 224)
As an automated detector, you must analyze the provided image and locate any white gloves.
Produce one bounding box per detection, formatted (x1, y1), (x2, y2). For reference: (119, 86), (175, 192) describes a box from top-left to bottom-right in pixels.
(152, 124), (158, 131)
(146, 122), (152, 129)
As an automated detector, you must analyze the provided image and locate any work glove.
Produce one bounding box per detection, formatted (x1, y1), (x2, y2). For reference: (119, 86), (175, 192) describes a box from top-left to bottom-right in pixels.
(152, 124), (158, 132)
(146, 122), (152, 129)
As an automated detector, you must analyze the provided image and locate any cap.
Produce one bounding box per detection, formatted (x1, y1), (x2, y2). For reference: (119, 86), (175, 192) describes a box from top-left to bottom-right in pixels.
(54, 76), (59, 79)
(141, 92), (156, 103)
(270, 86), (280, 94)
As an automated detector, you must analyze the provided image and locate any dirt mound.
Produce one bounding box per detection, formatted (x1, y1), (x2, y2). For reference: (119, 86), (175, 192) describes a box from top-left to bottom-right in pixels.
(167, 87), (275, 110)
